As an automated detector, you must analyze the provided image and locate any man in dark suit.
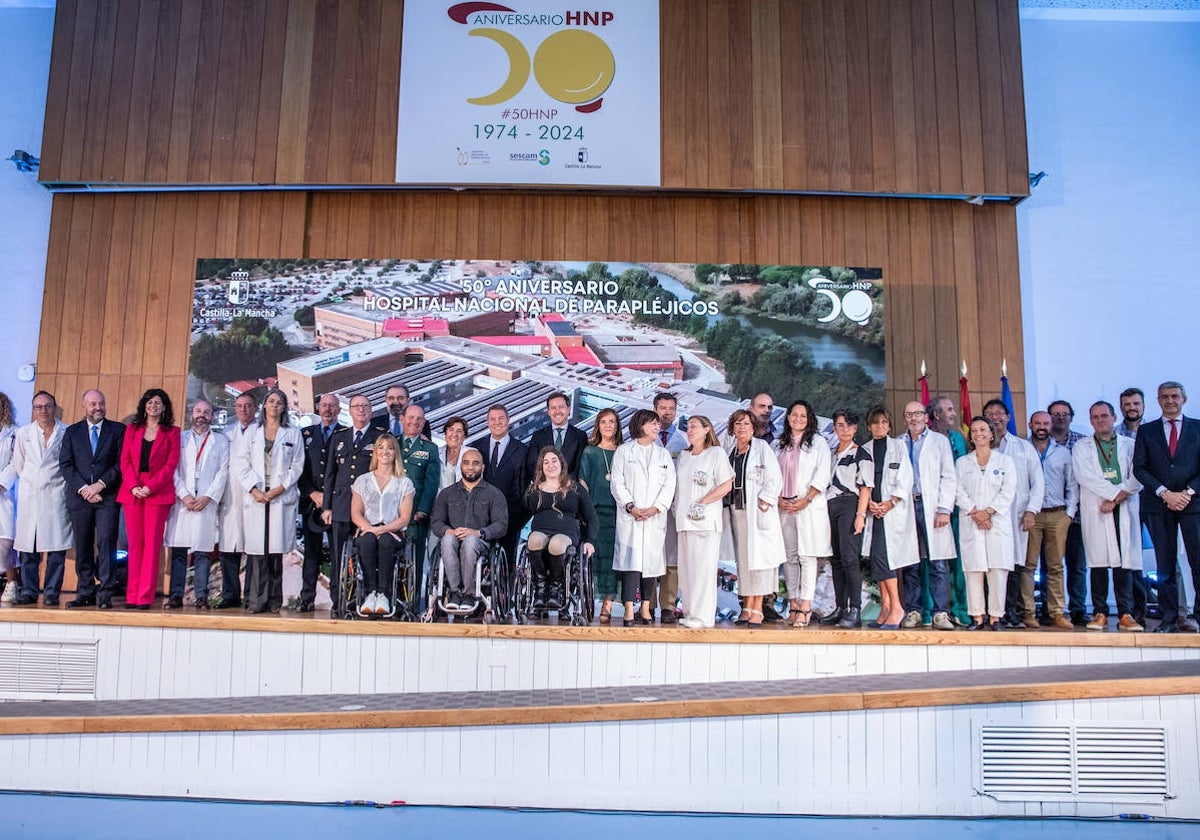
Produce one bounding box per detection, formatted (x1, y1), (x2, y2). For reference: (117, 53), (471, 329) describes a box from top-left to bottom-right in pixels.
(59, 389), (124, 609)
(297, 393), (343, 612)
(322, 393), (386, 612)
(1133, 380), (1200, 633)
(525, 391), (588, 479)
(471, 403), (528, 569)
(375, 384), (432, 440)
(399, 403), (440, 599)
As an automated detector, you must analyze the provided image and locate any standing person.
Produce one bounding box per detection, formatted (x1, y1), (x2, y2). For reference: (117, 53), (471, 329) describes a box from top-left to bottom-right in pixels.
(674, 416), (733, 628)
(469, 404), (528, 573)
(0, 393), (17, 603)
(652, 391), (687, 623)
(430, 447), (507, 614)
(1, 391), (71, 606)
(377, 384), (432, 439)
(1049, 400), (1088, 626)
(610, 409), (675, 625)
(1117, 388), (1144, 440)
(982, 399), (1044, 627)
(749, 393), (778, 444)
(578, 407), (623, 623)
(775, 400), (831, 629)
(214, 393), (257, 609)
(957, 417), (1018, 630)
(350, 434), (414, 616)
(928, 395), (971, 627)
(1133, 381), (1200, 633)
(297, 393), (342, 612)
(322, 393), (387, 613)
(236, 388), (304, 614)
(524, 447), (598, 614)
(59, 389), (124, 609)
(820, 409), (873, 628)
(1074, 401), (1143, 632)
(525, 391), (588, 478)
(399, 404), (439, 600)
(899, 401), (958, 631)
(118, 389), (181, 609)
(1022, 410), (1078, 630)
(859, 407), (918, 629)
(724, 408), (786, 627)
(437, 416), (469, 491)
(164, 400), (228, 609)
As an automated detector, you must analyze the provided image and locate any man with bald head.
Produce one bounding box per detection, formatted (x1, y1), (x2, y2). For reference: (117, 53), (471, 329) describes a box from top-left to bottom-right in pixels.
(59, 389), (125, 609)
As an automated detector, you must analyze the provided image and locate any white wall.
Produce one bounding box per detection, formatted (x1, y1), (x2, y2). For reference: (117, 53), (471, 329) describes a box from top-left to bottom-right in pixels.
(1018, 10), (1200, 417)
(0, 5), (54, 413)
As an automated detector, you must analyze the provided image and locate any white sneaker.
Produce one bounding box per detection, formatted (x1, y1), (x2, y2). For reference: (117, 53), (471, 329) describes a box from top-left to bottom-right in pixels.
(361, 592), (378, 614)
(1, 581), (16, 604)
(375, 594), (390, 615)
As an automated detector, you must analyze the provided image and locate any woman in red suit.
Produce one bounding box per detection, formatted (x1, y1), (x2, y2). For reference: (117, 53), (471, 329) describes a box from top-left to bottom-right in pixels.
(118, 388), (181, 609)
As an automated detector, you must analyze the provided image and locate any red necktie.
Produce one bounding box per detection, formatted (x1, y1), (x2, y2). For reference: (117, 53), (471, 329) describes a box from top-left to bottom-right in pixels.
(660, 430), (669, 446)
(1169, 419), (1179, 457)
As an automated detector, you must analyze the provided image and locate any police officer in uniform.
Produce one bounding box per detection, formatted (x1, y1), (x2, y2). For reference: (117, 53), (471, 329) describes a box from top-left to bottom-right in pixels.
(298, 393), (343, 612)
(322, 393), (386, 613)
(399, 404), (440, 601)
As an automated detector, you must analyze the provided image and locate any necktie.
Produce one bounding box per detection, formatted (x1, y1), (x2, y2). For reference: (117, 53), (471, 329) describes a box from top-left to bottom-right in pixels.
(1169, 419), (1179, 458)
(555, 428), (564, 450)
(660, 429), (669, 446)
(491, 440), (500, 470)
(354, 430), (363, 449)
(392, 419), (402, 437)
(90, 424), (99, 454)
(323, 425), (332, 445)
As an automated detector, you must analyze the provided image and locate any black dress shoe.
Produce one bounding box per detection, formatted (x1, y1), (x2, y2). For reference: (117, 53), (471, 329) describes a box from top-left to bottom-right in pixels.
(97, 598), (112, 610)
(166, 595), (184, 609)
(194, 599), (208, 610)
(966, 620), (986, 631)
(67, 596), (96, 608)
(212, 598), (241, 610)
(137, 604), (150, 610)
(124, 602), (140, 610)
(43, 596), (59, 607)
(837, 607), (862, 629)
(13, 594), (37, 606)
(297, 600), (315, 613)
(1154, 622), (1179, 633)
(818, 608), (843, 626)
(659, 609), (677, 624)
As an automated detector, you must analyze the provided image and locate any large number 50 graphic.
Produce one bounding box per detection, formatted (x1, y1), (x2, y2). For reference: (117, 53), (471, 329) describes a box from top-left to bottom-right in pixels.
(463, 27), (615, 113)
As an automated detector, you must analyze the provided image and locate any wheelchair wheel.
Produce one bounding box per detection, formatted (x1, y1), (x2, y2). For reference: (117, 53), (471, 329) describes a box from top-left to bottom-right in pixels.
(486, 544), (509, 623)
(512, 544), (533, 624)
(335, 539), (359, 621)
(394, 538), (417, 620)
(421, 543), (442, 623)
(574, 548), (595, 625)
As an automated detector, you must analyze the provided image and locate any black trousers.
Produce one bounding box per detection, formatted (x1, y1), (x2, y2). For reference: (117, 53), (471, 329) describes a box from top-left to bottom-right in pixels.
(68, 502), (120, 599)
(828, 495), (864, 612)
(1090, 567), (1134, 617)
(1142, 511), (1200, 625)
(299, 507), (328, 606)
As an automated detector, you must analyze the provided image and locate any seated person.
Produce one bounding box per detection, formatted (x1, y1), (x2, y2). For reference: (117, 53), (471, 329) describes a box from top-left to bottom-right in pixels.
(350, 434), (414, 616)
(523, 447), (598, 612)
(430, 447), (508, 611)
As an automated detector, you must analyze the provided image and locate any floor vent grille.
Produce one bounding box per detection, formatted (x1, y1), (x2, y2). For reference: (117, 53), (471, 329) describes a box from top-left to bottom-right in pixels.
(0, 637), (98, 700)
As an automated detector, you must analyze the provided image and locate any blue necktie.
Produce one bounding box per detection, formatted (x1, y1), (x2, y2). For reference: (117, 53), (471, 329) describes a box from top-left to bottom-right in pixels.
(90, 424), (99, 454)
(323, 425), (332, 445)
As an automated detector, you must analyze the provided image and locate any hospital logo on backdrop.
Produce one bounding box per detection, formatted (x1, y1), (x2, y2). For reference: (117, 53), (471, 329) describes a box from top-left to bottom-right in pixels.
(228, 271), (251, 305)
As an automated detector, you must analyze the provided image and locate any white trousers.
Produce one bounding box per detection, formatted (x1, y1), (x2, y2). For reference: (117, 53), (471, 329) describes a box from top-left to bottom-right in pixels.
(780, 512), (818, 600)
(966, 568), (1009, 618)
(678, 530), (719, 628)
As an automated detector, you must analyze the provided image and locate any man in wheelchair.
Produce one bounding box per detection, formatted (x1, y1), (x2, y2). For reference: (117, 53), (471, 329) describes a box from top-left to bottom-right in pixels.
(430, 447), (508, 612)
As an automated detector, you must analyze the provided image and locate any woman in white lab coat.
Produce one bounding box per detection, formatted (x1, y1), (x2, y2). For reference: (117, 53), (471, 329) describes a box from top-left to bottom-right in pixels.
(775, 400), (831, 628)
(610, 409), (676, 625)
(674, 416), (734, 628)
(236, 388), (305, 614)
(0, 393), (18, 601)
(956, 417), (1017, 630)
(859, 407), (919, 629)
(726, 409), (787, 627)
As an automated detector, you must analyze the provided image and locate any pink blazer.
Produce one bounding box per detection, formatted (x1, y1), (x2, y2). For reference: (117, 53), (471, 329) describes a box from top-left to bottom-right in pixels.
(117, 424), (181, 506)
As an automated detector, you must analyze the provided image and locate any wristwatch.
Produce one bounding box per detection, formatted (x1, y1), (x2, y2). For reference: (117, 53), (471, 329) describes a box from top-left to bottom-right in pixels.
(625, 501), (636, 513)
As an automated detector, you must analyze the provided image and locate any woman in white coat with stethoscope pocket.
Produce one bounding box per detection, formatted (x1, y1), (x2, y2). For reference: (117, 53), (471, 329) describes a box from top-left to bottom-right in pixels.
(859, 407), (919, 629)
(956, 417), (1018, 631)
(775, 400), (832, 628)
(610, 409), (676, 625)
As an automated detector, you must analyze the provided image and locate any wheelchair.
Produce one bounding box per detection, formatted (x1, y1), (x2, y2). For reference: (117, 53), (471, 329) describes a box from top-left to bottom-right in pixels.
(421, 538), (509, 624)
(517, 541), (594, 626)
(334, 530), (417, 621)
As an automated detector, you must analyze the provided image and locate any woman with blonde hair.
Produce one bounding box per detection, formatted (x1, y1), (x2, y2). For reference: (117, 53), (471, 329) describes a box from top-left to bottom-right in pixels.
(351, 433), (414, 615)
(673, 415), (733, 628)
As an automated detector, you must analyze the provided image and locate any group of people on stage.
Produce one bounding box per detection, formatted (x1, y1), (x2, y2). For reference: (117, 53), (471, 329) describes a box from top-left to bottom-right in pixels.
(2, 379), (1198, 634)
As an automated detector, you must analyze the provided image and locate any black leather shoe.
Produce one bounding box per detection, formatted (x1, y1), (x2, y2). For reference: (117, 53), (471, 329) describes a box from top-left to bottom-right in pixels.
(659, 609), (677, 624)
(166, 595), (184, 609)
(136, 604), (150, 610)
(13, 594), (37, 606)
(297, 600), (315, 613)
(837, 607), (862, 629)
(1154, 622), (1179, 633)
(97, 598), (112, 610)
(1070, 612), (1088, 627)
(67, 596), (96, 608)
(194, 599), (208, 610)
(1179, 616), (1200, 633)
(124, 602), (139, 610)
(43, 596), (59, 607)
(212, 598), (241, 610)
(818, 608), (843, 626)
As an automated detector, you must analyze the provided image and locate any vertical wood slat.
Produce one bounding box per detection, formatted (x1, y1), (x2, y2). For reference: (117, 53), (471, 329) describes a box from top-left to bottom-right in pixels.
(55, 0), (98, 182)
(750, 0), (783, 190)
(39, 0), (80, 182)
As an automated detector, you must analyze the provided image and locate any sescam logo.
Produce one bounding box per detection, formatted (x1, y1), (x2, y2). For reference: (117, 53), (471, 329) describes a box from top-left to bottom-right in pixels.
(447, 3), (617, 113)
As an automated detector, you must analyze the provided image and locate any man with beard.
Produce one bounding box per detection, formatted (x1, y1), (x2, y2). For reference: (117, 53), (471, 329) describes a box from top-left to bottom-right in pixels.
(164, 401), (229, 609)
(297, 393), (342, 611)
(1019, 410), (1077, 630)
(470, 404), (528, 570)
(379, 384), (431, 439)
(430, 447), (508, 612)
(750, 393), (777, 444)
(1117, 388), (1144, 440)
(1049, 399), (1089, 625)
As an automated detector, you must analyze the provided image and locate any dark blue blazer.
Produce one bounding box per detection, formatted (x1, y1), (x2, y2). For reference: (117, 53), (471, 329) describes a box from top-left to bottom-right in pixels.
(300, 422), (344, 510)
(1133, 415), (1200, 515)
(471, 434), (529, 526)
(525, 423), (588, 479)
(59, 418), (125, 511)
(322, 422), (387, 522)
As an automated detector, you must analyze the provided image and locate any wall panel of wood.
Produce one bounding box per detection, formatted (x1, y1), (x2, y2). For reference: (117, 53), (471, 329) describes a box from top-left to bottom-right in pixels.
(37, 191), (1025, 424)
(40, 0), (1028, 197)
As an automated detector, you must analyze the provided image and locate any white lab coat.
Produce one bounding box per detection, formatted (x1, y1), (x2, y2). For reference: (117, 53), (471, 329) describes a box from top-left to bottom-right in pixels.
(860, 436), (919, 570)
(997, 434), (1044, 561)
(235, 424), (305, 554)
(1072, 435), (1143, 570)
(774, 437), (832, 556)
(904, 429), (959, 560)
(956, 450), (1018, 572)
(218, 424), (255, 551)
(0, 425), (16, 540)
(0, 421), (72, 553)
(724, 437), (787, 572)
(165, 430), (230, 551)
(610, 440), (676, 576)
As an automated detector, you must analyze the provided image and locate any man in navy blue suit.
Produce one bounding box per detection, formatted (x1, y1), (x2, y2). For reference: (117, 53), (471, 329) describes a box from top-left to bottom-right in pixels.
(470, 404), (528, 570)
(525, 391), (588, 479)
(1133, 381), (1200, 633)
(59, 389), (124, 609)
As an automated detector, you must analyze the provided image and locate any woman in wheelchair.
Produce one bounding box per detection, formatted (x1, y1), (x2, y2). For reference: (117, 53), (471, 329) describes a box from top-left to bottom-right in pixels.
(350, 433), (414, 615)
(524, 447), (598, 612)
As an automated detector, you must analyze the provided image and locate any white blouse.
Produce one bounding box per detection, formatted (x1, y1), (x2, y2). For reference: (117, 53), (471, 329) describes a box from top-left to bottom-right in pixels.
(674, 446), (734, 533)
(352, 472), (415, 525)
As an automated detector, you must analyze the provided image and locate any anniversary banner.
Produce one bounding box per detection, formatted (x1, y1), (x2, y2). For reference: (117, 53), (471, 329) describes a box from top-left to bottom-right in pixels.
(396, 0), (661, 186)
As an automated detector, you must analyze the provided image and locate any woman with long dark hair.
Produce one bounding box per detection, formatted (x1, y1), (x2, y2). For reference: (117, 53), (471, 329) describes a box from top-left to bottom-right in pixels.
(524, 447), (598, 614)
(821, 409), (873, 628)
(578, 407), (623, 622)
(118, 388), (181, 608)
(775, 400), (832, 628)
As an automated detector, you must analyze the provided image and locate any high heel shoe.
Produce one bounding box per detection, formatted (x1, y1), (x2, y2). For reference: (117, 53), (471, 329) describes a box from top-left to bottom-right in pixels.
(746, 609), (764, 627)
(637, 611), (653, 626)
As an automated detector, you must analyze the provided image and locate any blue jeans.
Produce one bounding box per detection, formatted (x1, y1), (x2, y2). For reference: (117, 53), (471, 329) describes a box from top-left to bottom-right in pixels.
(903, 559), (950, 614)
(20, 550), (66, 599)
(169, 547), (212, 602)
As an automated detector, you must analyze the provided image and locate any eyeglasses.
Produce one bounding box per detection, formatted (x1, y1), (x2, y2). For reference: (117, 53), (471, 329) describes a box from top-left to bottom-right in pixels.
(904, 411), (926, 418)
(1050, 411), (1072, 418)
(349, 403), (371, 410)
(32, 403), (54, 411)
